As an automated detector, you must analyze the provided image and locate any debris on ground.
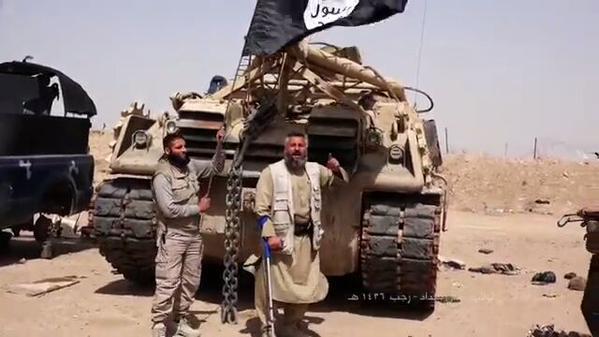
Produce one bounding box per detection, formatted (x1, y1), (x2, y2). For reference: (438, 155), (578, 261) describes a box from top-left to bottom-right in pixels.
(527, 324), (592, 337)
(567, 276), (586, 291)
(535, 199), (551, 205)
(532, 271), (557, 285)
(468, 263), (519, 275)
(438, 256), (466, 270)
(542, 293), (558, 298)
(435, 296), (461, 303)
(451, 282), (463, 288)
(478, 248), (494, 254)
(5, 275), (82, 297)
(564, 272), (577, 280)
(18, 258), (26, 264)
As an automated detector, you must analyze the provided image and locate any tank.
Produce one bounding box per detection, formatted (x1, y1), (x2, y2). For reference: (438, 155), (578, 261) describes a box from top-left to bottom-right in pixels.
(91, 41), (448, 307)
(558, 208), (599, 335)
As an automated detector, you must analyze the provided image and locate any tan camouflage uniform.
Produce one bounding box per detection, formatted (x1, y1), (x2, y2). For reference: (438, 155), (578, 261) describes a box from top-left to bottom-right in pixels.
(150, 158), (217, 329)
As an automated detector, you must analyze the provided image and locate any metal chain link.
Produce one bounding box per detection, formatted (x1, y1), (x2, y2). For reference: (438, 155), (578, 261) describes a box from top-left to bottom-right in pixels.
(221, 164), (242, 324)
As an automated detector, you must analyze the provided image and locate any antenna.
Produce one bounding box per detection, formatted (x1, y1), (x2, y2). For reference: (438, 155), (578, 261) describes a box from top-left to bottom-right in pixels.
(414, 0), (428, 105)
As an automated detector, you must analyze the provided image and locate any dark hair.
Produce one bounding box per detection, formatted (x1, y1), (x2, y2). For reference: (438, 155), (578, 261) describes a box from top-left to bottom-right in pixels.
(163, 132), (185, 150)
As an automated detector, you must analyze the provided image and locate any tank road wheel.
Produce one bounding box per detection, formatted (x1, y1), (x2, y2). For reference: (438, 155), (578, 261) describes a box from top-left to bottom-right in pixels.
(92, 178), (157, 285)
(360, 194), (441, 310)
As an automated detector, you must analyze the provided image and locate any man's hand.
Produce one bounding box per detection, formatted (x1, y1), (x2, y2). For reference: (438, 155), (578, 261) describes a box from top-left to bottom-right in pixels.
(326, 154), (341, 173)
(216, 127), (225, 142)
(267, 236), (283, 251)
(199, 196), (211, 213)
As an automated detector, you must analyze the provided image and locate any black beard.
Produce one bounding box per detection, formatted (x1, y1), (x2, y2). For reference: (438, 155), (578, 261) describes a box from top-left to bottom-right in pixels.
(168, 154), (190, 168)
(284, 153), (306, 171)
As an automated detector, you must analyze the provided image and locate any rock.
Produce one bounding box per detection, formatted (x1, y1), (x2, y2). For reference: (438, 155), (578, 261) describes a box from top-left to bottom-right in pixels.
(567, 276), (586, 291)
(18, 258), (26, 264)
(562, 171), (569, 178)
(532, 271), (556, 284)
(468, 263), (519, 275)
(438, 256), (466, 270)
(491, 263), (519, 275)
(478, 248), (494, 254)
(535, 199), (551, 205)
(528, 325), (592, 337)
(564, 272), (577, 280)
(468, 264), (495, 274)
(451, 282), (463, 288)
(6, 275), (81, 297)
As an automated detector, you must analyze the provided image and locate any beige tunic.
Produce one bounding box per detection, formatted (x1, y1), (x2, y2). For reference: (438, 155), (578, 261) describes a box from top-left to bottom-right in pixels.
(254, 163), (344, 304)
(255, 165), (337, 236)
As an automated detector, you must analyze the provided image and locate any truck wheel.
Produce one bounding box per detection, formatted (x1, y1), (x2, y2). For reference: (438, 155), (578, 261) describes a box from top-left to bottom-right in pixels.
(0, 231), (12, 253)
(33, 214), (52, 243)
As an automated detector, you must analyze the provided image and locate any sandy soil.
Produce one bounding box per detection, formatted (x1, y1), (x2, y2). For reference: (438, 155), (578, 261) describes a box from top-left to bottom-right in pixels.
(0, 132), (595, 336)
(0, 211), (592, 337)
(442, 154), (599, 216)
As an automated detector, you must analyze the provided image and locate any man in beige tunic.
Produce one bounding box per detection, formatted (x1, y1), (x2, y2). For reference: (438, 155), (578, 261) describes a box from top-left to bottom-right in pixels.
(253, 132), (348, 337)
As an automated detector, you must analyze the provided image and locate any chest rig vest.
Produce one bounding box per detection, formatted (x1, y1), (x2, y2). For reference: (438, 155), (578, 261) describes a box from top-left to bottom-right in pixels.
(269, 159), (324, 254)
(153, 159), (200, 235)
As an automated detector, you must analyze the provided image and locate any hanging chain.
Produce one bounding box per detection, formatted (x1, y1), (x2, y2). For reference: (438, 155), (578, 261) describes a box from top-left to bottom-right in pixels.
(220, 51), (282, 325)
(221, 162), (243, 324)
(220, 95), (279, 324)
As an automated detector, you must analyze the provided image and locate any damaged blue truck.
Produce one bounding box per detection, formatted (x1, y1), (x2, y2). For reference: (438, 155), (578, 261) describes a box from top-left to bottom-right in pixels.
(0, 60), (96, 257)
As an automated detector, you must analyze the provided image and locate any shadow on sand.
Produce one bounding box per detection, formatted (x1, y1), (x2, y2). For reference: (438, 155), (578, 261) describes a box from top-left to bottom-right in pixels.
(94, 263), (433, 336)
(0, 233), (95, 267)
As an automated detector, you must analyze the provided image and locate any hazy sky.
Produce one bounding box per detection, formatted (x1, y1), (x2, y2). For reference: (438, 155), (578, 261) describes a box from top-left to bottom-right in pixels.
(1, 1), (598, 158)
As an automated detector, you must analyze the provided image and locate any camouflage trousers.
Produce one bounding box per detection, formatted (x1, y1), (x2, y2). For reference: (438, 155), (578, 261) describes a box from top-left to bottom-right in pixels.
(151, 231), (204, 324)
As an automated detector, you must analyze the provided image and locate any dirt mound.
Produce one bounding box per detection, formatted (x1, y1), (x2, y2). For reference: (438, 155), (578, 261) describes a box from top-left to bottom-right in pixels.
(88, 132), (599, 215)
(441, 153), (599, 215)
(89, 130), (114, 186)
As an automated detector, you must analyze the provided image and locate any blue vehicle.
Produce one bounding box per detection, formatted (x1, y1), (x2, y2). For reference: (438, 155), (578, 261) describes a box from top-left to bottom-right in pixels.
(0, 60), (96, 256)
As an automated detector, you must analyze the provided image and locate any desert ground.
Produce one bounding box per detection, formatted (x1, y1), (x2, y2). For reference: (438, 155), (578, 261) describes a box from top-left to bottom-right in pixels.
(0, 131), (597, 337)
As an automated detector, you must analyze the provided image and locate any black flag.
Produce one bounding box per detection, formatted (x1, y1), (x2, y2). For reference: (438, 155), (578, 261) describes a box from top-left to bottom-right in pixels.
(243, 0), (409, 56)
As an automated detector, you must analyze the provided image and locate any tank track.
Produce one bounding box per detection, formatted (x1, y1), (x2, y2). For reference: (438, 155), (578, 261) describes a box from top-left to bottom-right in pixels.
(92, 178), (157, 284)
(360, 194), (441, 309)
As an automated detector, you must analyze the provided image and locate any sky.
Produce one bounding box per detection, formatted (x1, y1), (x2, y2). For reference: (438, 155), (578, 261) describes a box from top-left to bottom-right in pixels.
(1, 1), (598, 159)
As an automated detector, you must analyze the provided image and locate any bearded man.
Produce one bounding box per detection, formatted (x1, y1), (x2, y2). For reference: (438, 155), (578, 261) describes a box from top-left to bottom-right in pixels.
(151, 130), (224, 337)
(253, 131), (349, 337)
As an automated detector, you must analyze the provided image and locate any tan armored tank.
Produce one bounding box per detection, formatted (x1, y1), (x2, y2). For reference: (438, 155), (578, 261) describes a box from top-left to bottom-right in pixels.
(91, 41), (448, 308)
